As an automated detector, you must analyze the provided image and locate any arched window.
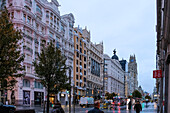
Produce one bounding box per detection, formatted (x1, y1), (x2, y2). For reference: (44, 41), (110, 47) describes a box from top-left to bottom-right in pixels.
(23, 79), (30, 87)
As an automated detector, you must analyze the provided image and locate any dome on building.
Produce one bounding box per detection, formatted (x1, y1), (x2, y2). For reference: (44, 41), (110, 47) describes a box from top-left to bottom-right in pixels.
(111, 49), (119, 60)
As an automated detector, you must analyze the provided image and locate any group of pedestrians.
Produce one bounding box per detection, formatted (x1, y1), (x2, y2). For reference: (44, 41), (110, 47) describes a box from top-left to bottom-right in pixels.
(128, 100), (142, 113)
(51, 100), (142, 113)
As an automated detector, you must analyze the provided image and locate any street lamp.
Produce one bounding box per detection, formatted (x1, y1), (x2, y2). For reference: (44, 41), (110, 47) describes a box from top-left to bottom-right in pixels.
(68, 66), (76, 113)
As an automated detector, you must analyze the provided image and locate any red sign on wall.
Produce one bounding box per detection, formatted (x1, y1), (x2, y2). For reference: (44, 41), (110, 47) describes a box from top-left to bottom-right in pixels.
(153, 70), (162, 78)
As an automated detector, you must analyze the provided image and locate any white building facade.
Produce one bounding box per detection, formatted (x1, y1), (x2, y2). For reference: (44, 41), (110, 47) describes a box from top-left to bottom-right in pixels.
(4, 0), (74, 106)
(104, 52), (124, 97)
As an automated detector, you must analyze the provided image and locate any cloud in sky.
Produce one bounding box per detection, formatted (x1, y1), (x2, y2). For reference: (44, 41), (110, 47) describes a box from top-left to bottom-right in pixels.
(48, 0), (156, 94)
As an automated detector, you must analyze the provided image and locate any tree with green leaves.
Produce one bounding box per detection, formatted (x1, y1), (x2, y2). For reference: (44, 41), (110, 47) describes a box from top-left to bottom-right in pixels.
(132, 90), (142, 98)
(0, 7), (25, 97)
(105, 92), (117, 100)
(33, 41), (70, 113)
(145, 95), (151, 100)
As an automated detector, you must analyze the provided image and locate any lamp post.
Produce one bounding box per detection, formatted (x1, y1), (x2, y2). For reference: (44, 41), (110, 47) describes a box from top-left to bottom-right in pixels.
(73, 85), (76, 113)
(68, 67), (71, 113)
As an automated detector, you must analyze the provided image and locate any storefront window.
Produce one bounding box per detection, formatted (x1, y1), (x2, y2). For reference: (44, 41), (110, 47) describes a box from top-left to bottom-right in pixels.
(23, 91), (30, 105)
(34, 92), (44, 106)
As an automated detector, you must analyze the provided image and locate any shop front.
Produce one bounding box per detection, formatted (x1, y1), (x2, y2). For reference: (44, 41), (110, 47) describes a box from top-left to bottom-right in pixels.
(23, 90), (30, 106)
(49, 94), (55, 107)
(34, 92), (44, 106)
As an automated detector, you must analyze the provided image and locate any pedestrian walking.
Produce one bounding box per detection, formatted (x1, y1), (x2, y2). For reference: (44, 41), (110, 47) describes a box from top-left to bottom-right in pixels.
(128, 100), (132, 110)
(51, 102), (65, 113)
(88, 101), (104, 113)
(134, 100), (142, 113)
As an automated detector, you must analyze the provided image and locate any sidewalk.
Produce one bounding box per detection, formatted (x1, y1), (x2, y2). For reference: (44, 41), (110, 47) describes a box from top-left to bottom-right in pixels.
(16, 105), (81, 113)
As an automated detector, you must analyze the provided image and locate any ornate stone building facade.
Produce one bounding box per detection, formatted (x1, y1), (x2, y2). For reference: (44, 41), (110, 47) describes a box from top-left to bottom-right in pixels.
(73, 26), (87, 100)
(128, 55), (138, 93)
(104, 51), (125, 96)
(82, 27), (104, 99)
(2, 0), (74, 106)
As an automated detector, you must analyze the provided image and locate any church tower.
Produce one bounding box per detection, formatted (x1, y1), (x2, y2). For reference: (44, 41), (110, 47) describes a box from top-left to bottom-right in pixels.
(128, 55), (138, 92)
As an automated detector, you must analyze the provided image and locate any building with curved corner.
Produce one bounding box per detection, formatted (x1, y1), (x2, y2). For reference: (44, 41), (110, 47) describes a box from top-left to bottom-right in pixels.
(104, 50), (125, 96)
(1, 0), (75, 106)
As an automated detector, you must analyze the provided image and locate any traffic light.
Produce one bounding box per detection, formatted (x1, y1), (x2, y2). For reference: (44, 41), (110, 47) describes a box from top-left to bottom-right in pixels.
(66, 91), (69, 94)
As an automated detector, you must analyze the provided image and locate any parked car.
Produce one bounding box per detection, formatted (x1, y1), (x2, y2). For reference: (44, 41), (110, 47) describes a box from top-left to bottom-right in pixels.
(0, 102), (16, 113)
(79, 97), (94, 107)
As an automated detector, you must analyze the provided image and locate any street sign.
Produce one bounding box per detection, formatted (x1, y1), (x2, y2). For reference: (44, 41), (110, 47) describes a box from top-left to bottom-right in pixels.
(153, 70), (162, 78)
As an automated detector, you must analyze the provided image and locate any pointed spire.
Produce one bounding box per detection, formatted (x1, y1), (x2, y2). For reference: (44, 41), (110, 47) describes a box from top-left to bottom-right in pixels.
(134, 54), (136, 61)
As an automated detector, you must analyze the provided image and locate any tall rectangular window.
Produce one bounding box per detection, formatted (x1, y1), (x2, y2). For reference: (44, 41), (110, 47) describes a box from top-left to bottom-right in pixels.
(76, 37), (78, 42)
(84, 71), (86, 75)
(80, 48), (82, 53)
(36, 23), (39, 30)
(84, 57), (86, 61)
(27, 16), (31, 23)
(23, 14), (26, 21)
(76, 67), (78, 72)
(49, 31), (54, 38)
(84, 64), (86, 68)
(84, 78), (86, 82)
(76, 75), (79, 80)
(84, 50), (86, 54)
(76, 82), (79, 86)
(80, 55), (82, 60)
(76, 52), (79, 58)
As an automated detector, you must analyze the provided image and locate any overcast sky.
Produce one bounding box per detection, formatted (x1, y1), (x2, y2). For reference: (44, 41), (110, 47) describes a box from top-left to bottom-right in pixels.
(48, 0), (156, 94)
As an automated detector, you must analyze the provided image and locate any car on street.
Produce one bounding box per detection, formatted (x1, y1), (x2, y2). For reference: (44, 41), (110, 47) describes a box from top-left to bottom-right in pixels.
(0, 102), (16, 113)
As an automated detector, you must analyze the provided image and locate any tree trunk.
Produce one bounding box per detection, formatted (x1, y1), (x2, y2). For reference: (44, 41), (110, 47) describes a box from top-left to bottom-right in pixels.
(47, 87), (50, 113)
